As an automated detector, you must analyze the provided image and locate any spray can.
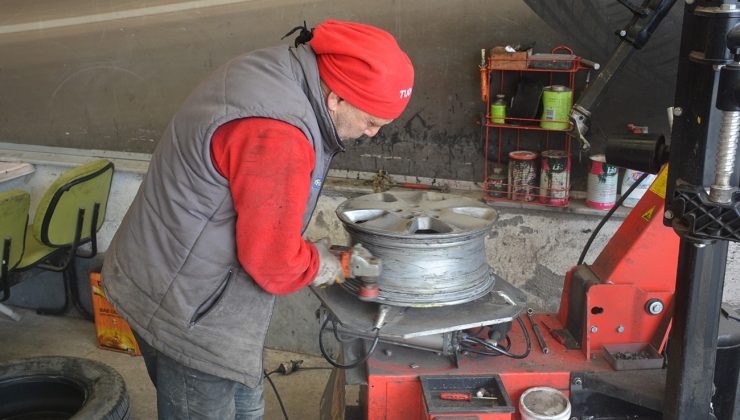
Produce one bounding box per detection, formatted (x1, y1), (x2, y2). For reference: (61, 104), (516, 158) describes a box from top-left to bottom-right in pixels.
(586, 154), (618, 210)
(490, 94), (507, 124)
(540, 86), (572, 130)
(621, 169), (656, 207)
(508, 151), (538, 202)
(487, 163), (507, 198)
(539, 150), (570, 205)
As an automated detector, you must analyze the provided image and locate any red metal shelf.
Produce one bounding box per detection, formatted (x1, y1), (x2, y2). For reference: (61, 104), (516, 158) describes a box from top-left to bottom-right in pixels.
(480, 45), (591, 208)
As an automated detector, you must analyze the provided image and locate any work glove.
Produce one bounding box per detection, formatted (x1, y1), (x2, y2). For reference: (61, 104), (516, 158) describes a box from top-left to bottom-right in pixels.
(311, 238), (345, 287)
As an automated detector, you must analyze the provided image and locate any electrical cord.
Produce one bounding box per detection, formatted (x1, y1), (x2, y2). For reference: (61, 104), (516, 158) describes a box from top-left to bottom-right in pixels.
(461, 317), (531, 359)
(264, 369), (289, 420)
(578, 172), (650, 265)
(319, 315), (381, 369)
(463, 335), (512, 357)
(262, 362), (333, 420)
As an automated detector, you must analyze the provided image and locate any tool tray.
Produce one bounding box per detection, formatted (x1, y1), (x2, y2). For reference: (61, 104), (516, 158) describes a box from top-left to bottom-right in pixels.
(420, 374), (514, 414)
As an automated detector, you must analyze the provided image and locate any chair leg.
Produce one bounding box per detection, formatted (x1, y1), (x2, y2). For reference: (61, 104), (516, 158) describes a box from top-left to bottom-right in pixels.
(36, 258), (93, 320)
(66, 258), (93, 320)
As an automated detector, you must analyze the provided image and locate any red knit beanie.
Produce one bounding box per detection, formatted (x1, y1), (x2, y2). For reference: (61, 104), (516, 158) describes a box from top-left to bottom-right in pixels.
(311, 19), (414, 119)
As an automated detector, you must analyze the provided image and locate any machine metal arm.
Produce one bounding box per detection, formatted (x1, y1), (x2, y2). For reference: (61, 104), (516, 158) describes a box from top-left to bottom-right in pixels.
(569, 0), (679, 149)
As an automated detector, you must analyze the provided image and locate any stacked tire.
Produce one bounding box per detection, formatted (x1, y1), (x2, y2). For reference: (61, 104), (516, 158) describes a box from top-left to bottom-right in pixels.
(0, 356), (129, 419)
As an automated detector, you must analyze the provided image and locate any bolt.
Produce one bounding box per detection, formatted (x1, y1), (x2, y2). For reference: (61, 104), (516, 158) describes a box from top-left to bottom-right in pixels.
(646, 299), (664, 315)
(673, 107), (683, 117)
(619, 30), (627, 37)
(572, 377), (583, 386)
(383, 349), (392, 357)
(616, 325), (625, 333)
(664, 209), (674, 220)
(590, 325), (598, 334)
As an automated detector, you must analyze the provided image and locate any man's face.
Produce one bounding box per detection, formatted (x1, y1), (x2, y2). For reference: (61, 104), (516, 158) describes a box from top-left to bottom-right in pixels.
(327, 92), (393, 141)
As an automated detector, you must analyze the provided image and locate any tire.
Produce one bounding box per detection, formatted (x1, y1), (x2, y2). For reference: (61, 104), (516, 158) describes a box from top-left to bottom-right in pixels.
(523, 0), (684, 88)
(0, 356), (130, 420)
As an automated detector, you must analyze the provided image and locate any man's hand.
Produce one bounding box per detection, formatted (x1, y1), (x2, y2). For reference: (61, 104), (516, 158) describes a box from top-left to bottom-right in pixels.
(311, 238), (345, 287)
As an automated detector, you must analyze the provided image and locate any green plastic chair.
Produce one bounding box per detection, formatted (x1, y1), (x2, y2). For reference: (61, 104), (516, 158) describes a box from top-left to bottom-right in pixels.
(15, 159), (114, 319)
(0, 189), (30, 302)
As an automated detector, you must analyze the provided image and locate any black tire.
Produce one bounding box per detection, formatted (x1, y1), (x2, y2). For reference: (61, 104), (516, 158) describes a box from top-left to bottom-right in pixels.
(0, 356), (130, 420)
(523, 0), (684, 88)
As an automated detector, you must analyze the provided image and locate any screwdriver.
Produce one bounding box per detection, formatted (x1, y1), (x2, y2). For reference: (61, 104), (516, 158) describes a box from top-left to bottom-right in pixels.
(439, 392), (498, 401)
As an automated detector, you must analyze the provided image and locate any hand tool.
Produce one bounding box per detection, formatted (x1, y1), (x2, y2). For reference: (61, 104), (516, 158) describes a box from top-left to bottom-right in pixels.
(329, 243), (381, 281)
(439, 392), (498, 401)
(527, 308), (550, 354)
(329, 243), (382, 298)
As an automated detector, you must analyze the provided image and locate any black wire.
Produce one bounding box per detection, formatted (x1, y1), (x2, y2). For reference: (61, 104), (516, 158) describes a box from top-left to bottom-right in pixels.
(264, 369), (289, 420)
(578, 172), (650, 265)
(463, 334), (513, 357)
(319, 315), (381, 369)
(461, 317), (531, 359)
(332, 319), (355, 343)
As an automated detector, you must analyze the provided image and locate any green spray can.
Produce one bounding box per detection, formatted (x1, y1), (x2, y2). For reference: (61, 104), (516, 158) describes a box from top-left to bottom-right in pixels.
(540, 85), (572, 130)
(490, 94), (507, 124)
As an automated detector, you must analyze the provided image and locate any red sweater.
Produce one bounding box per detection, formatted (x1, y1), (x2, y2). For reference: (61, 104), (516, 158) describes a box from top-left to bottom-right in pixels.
(210, 117), (320, 295)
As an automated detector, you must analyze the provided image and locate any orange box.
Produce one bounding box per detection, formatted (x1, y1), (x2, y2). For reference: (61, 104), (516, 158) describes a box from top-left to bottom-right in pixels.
(90, 272), (141, 356)
(489, 46), (531, 70)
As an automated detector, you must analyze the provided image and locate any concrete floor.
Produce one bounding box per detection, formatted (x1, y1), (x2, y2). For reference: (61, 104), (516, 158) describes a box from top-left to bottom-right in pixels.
(0, 305), (337, 419)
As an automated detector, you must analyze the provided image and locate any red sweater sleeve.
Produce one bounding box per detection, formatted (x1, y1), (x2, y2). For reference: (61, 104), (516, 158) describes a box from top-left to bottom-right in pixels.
(210, 117), (319, 295)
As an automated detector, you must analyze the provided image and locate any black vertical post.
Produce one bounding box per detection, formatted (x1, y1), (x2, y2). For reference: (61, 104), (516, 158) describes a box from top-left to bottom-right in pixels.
(665, 2), (740, 418)
(664, 227), (728, 419)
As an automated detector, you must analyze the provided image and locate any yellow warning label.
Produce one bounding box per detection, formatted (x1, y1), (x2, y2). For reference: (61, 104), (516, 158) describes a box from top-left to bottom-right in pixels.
(649, 164), (669, 199)
(642, 205), (656, 222)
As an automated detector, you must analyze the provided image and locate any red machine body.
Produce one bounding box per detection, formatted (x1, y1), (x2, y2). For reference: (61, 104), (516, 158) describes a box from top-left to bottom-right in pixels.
(361, 167), (679, 419)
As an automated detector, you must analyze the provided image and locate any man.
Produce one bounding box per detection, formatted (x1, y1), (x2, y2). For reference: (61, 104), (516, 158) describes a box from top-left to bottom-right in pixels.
(101, 19), (414, 419)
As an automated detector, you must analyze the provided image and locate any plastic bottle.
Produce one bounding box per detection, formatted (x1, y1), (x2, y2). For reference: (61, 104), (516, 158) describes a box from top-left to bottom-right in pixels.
(490, 94), (507, 124)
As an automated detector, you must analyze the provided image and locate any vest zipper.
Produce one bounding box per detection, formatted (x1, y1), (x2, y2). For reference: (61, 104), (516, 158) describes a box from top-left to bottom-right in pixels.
(189, 267), (233, 327)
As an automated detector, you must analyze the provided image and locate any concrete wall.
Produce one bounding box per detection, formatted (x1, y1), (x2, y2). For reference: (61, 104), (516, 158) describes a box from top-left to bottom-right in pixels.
(2, 148), (737, 355)
(0, 0), (679, 187)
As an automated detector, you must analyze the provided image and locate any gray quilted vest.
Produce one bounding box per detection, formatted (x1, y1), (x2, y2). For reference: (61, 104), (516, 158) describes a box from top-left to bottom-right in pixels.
(102, 44), (342, 386)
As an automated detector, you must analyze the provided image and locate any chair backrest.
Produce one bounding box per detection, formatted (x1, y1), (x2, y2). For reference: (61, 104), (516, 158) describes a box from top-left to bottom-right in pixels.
(32, 159), (114, 247)
(0, 189), (30, 270)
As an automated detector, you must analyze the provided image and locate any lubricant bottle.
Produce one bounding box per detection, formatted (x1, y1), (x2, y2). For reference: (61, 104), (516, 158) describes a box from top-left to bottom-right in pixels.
(490, 94), (507, 124)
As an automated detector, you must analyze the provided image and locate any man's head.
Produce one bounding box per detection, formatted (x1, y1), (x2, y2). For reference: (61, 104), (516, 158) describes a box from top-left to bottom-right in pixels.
(311, 19), (414, 141)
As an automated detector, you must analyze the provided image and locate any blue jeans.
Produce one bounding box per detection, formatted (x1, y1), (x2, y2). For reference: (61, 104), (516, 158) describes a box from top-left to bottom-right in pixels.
(134, 332), (264, 419)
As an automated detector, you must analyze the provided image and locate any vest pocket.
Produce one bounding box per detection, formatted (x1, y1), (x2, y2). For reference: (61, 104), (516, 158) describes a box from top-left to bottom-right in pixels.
(189, 268), (233, 327)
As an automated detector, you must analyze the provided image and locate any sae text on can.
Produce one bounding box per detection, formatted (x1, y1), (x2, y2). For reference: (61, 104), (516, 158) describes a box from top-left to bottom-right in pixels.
(586, 154), (618, 210)
(508, 151), (539, 202)
(539, 150), (570, 206)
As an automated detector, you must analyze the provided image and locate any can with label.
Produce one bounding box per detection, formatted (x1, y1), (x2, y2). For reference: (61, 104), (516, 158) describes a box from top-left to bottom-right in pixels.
(487, 163), (507, 198)
(490, 94), (507, 124)
(508, 151), (539, 202)
(586, 154), (618, 209)
(621, 169), (657, 208)
(539, 150), (570, 205)
(540, 85), (572, 130)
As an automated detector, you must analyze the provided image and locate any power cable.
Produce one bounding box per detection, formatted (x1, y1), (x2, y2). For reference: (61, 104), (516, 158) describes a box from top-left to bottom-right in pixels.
(578, 172), (650, 265)
(461, 317), (531, 359)
(319, 315), (381, 369)
(262, 363), (334, 420)
(264, 369), (289, 420)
